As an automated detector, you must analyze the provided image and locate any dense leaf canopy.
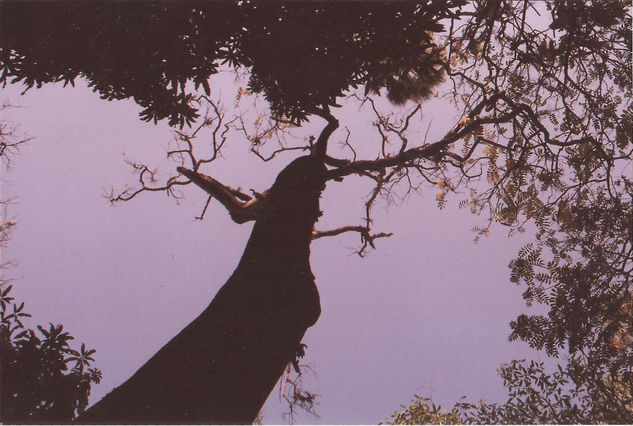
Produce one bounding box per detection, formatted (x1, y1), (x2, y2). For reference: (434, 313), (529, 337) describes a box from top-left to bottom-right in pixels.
(0, 1), (464, 126)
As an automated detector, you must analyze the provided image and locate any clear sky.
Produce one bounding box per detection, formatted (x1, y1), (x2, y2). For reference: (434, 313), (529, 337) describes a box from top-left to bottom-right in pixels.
(2, 73), (543, 424)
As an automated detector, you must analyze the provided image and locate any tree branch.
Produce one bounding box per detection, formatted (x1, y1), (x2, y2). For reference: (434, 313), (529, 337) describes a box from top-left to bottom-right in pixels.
(309, 106), (339, 159)
(312, 225), (393, 256)
(177, 167), (265, 224)
(324, 95), (503, 181)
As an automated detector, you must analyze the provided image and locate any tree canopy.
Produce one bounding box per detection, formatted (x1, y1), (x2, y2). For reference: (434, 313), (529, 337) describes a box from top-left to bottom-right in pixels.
(0, 1), (464, 126)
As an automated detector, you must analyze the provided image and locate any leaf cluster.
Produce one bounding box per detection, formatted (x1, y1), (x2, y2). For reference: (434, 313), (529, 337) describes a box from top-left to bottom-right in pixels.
(0, 285), (101, 423)
(509, 182), (632, 361)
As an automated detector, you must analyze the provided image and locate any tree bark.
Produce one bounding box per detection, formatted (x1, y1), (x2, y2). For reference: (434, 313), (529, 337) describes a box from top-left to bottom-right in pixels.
(76, 156), (326, 424)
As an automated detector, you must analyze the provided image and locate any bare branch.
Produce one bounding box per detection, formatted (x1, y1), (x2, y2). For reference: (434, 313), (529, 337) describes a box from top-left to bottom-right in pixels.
(312, 225), (393, 256)
(251, 145), (310, 162)
(338, 128), (357, 162)
(107, 158), (189, 203)
(279, 361), (319, 424)
(109, 96), (238, 210)
(0, 105), (31, 167)
(195, 195), (213, 221)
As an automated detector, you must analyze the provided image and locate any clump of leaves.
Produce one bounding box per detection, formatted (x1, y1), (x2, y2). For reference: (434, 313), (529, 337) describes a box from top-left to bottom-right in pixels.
(386, 395), (463, 425)
(509, 180), (632, 380)
(0, 285), (102, 423)
(387, 358), (632, 425)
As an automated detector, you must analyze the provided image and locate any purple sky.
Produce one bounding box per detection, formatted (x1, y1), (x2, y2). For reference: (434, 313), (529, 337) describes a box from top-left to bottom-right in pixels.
(2, 75), (544, 423)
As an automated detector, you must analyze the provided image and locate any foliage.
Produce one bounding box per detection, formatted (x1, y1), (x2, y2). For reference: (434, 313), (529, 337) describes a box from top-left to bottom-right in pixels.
(0, 1), (465, 126)
(387, 1), (632, 423)
(509, 182), (632, 373)
(436, 0), (631, 235)
(386, 395), (463, 425)
(0, 284), (102, 423)
(388, 357), (631, 424)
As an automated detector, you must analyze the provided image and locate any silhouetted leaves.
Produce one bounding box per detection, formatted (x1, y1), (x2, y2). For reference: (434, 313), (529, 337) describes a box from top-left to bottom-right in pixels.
(0, 286), (101, 423)
(387, 356), (632, 424)
(0, 1), (465, 126)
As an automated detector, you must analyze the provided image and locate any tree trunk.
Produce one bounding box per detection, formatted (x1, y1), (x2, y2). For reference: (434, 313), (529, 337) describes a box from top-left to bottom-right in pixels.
(76, 156), (326, 424)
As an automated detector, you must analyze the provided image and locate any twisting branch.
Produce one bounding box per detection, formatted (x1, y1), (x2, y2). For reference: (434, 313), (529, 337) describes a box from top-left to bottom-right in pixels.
(308, 105), (339, 159)
(338, 128), (357, 162)
(251, 145), (310, 162)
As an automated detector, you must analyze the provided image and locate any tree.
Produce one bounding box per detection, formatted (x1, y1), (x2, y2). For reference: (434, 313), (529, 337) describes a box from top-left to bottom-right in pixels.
(76, 155), (326, 424)
(1, 0), (630, 423)
(2, 3), (464, 423)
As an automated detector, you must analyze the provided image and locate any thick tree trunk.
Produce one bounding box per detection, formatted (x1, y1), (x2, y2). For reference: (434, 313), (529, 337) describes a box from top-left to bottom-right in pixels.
(76, 156), (326, 424)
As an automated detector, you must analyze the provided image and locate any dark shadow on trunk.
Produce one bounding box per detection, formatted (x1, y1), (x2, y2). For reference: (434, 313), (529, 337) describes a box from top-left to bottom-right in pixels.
(76, 156), (327, 424)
